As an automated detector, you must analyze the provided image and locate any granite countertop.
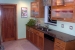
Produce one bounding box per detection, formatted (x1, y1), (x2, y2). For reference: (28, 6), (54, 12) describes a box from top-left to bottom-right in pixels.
(29, 26), (75, 42)
(49, 30), (75, 42)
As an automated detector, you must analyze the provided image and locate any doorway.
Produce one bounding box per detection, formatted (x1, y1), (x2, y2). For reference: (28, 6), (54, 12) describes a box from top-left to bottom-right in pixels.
(0, 4), (17, 42)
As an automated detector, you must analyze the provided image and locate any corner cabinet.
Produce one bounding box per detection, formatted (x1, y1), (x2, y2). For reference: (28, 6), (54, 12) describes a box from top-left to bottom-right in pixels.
(54, 38), (75, 50)
(51, 0), (75, 22)
(26, 26), (44, 50)
(31, 0), (44, 18)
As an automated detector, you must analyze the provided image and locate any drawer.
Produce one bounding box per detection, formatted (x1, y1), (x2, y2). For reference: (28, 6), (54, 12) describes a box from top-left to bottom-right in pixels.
(39, 32), (44, 38)
(55, 38), (66, 48)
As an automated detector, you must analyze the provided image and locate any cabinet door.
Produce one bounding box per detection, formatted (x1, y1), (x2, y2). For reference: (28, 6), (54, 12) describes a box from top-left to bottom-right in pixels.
(39, 36), (44, 50)
(38, 32), (44, 50)
(31, 2), (39, 17)
(26, 30), (29, 40)
(30, 29), (34, 43)
(31, 2), (35, 17)
(26, 27), (30, 40)
(31, 1), (44, 18)
(54, 38), (66, 50)
(51, 0), (75, 22)
(33, 31), (39, 47)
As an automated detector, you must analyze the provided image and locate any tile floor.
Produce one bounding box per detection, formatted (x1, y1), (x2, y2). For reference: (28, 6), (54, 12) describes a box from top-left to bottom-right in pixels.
(2, 39), (39, 50)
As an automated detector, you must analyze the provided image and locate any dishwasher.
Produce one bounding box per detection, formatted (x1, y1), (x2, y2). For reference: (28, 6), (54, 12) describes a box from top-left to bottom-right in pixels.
(44, 34), (55, 50)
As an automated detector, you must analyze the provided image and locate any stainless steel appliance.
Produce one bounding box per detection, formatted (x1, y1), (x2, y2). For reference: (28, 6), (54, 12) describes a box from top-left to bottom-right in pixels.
(44, 33), (55, 50)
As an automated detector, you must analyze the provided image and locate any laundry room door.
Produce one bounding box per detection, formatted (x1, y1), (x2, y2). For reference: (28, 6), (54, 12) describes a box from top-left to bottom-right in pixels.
(1, 4), (17, 42)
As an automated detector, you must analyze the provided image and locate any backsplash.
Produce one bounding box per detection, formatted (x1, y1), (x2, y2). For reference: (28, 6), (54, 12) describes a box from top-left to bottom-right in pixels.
(34, 18), (75, 36)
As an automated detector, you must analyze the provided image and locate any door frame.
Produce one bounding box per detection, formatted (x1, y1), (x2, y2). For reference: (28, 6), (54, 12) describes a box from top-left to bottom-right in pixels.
(0, 4), (18, 40)
(0, 4), (1, 43)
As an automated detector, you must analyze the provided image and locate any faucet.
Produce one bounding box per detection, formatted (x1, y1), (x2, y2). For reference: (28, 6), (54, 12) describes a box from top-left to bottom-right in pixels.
(45, 24), (49, 29)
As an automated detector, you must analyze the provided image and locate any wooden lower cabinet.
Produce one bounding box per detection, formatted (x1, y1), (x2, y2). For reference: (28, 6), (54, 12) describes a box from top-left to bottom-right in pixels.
(26, 26), (30, 41)
(26, 26), (44, 50)
(29, 29), (34, 43)
(54, 38), (75, 50)
(39, 35), (44, 50)
(34, 32), (39, 47)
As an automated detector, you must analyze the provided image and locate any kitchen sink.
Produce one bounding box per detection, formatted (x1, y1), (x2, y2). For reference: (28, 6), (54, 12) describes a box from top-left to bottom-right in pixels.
(36, 26), (52, 32)
(35, 26), (56, 37)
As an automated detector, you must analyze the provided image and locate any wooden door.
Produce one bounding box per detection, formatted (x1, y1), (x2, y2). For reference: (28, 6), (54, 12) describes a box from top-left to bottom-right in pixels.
(1, 4), (17, 42)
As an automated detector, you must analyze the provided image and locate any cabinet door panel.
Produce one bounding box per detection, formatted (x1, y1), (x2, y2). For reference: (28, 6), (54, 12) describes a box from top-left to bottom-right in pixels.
(51, 0), (75, 22)
(39, 36), (44, 50)
(34, 33), (39, 47)
(31, 1), (44, 18)
(26, 26), (29, 40)
(30, 31), (34, 43)
(26, 29), (30, 40)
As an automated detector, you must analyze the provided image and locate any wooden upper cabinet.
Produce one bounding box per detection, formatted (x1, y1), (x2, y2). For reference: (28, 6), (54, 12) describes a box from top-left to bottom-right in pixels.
(31, 0), (44, 18)
(51, 0), (75, 22)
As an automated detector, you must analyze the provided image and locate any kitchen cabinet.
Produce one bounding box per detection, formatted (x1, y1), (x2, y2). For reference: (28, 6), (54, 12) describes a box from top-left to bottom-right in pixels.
(38, 32), (44, 50)
(31, 0), (44, 18)
(33, 28), (44, 50)
(29, 28), (34, 43)
(33, 29), (39, 47)
(26, 26), (34, 43)
(54, 38), (75, 50)
(26, 26), (44, 50)
(51, 0), (75, 22)
(26, 26), (30, 41)
(31, 2), (38, 17)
